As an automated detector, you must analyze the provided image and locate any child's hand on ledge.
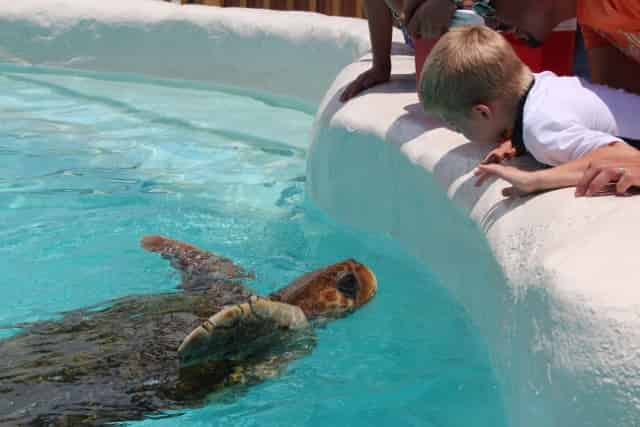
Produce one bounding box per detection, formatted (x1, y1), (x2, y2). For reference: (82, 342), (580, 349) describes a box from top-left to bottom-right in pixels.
(481, 140), (517, 165)
(475, 141), (517, 187)
(474, 163), (538, 197)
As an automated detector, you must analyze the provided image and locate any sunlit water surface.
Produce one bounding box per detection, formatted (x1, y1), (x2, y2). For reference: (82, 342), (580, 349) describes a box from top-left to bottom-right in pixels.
(0, 65), (505, 426)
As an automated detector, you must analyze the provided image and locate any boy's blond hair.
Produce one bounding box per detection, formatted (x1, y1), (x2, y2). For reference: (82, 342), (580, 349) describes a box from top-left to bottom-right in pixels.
(419, 25), (532, 118)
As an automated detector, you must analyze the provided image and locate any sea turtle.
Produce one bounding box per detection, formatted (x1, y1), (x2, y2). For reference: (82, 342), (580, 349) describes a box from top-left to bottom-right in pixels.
(0, 235), (377, 426)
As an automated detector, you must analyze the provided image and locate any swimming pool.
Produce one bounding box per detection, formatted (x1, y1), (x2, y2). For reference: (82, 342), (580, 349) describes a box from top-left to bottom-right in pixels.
(0, 65), (505, 426)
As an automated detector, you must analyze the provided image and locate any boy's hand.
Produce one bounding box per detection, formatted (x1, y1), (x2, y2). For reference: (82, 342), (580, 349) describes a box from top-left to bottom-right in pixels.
(340, 66), (391, 102)
(474, 164), (538, 198)
(475, 141), (517, 186)
(480, 141), (517, 165)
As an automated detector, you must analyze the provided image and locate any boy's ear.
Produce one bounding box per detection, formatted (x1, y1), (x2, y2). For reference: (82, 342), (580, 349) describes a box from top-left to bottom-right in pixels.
(471, 104), (492, 120)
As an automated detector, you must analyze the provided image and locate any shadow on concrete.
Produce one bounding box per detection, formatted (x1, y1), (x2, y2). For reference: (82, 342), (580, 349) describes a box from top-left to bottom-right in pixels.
(477, 194), (532, 231)
(320, 67), (419, 131)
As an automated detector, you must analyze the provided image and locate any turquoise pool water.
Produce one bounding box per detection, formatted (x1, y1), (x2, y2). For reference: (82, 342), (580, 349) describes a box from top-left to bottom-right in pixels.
(0, 65), (505, 426)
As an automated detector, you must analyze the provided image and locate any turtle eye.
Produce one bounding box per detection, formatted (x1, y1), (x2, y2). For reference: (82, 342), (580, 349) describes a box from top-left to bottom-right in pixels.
(336, 272), (359, 299)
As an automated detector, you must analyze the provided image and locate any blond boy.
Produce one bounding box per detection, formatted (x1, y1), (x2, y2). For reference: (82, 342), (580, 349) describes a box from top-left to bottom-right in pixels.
(420, 25), (640, 197)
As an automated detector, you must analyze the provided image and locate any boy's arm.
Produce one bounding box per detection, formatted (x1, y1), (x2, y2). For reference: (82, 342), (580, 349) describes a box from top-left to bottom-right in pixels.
(475, 142), (639, 197)
(340, 0), (394, 102)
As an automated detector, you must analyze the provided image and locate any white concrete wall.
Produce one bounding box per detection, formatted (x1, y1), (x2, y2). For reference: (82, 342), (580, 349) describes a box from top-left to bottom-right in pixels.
(2, 1), (639, 426)
(308, 50), (640, 426)
(0, 0), (370, 104)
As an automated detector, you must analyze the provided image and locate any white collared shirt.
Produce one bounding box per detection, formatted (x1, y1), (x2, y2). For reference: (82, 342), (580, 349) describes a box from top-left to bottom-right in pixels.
(522, 71), (640, 166)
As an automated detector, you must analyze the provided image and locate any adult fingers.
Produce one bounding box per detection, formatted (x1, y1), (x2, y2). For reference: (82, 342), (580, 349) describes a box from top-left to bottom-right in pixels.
(340, 73), (375, 102)
(615, 171), (637, 195)
(584, 168), (621, 197)
(575, 163), (601, 196)
(340, 75), (365, 102)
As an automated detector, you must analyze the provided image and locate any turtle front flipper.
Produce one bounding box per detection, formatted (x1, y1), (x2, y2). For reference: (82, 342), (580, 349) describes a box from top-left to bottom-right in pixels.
(177, 296), (312, 368)
(141, 235), (254, 292)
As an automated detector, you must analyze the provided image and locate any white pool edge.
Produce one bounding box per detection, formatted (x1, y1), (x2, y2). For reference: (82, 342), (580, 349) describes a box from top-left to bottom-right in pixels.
(308, 48), (640, 427)
(2, 1), (639, 426)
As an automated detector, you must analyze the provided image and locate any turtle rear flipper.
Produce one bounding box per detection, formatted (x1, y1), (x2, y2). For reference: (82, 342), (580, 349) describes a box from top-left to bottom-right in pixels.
(141, 235), (254, 292)
(177, 296), (311, 367)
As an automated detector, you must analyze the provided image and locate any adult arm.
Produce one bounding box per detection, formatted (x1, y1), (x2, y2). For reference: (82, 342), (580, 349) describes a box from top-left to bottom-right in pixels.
(475, 142), (639, 197)
(340, 0), (394, 102)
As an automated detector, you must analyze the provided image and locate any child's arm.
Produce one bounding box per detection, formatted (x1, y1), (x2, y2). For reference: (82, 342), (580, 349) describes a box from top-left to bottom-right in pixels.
(474, 141), (639, 197)
(340, 0), (394, 102)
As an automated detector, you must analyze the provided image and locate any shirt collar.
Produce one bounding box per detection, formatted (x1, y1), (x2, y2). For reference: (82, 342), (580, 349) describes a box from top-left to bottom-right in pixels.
(512, 77), (536, 156)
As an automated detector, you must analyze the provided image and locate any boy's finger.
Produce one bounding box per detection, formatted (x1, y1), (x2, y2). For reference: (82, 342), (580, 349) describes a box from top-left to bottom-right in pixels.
(481, 153), (499, 164)
(481, 163), (518, 182)
(477, 163), (502, 176)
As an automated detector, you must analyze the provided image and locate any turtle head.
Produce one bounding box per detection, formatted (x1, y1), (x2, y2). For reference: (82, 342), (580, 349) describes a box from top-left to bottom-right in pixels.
(177, 260), (376, 367)
(269, 259), (377, 320)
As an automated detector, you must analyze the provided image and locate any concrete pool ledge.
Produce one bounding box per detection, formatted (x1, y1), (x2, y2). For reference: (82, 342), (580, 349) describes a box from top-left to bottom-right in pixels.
(309, 49), (640, 426)
(0, 0), (371, 104)
(2, 1), (640, 425)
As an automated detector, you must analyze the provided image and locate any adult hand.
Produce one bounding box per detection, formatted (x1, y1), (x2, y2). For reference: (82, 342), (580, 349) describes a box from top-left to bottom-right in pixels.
(474, 163), (537, 197)
(404, 0), (456, 39)
(340, 66), (391, 102)
(575, 159), (640, 197)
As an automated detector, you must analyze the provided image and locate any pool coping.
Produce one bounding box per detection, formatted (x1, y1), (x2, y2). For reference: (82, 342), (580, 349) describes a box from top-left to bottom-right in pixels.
(308, 44), (640, 427)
